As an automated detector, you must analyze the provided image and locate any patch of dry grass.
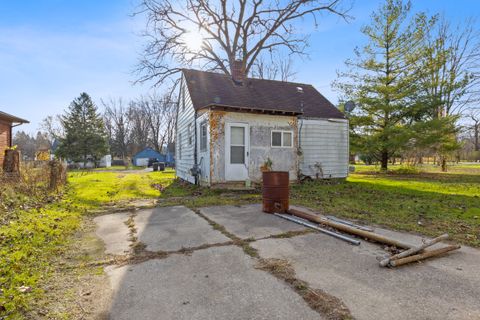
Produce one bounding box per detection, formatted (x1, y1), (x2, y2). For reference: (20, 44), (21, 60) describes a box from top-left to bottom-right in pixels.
(256, 258), (352, 320)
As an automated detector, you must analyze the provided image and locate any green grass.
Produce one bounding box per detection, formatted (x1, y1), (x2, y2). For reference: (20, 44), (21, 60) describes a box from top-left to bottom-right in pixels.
(292, 164), (480, 247)
(3, 163), (479, 317)
(67, 169), (177, 209)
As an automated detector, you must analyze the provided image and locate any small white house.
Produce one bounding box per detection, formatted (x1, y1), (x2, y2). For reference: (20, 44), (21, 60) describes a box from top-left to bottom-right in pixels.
(176, 64), (348, 186)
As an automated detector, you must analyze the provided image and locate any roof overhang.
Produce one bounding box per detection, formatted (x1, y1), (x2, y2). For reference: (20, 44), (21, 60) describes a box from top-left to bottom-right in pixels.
(201, 104), (302, 116)
(0, 111), (29, 126)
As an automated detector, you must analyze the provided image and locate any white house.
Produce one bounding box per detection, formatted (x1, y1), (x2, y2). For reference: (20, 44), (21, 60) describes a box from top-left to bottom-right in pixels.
(176, 63), (349, 186)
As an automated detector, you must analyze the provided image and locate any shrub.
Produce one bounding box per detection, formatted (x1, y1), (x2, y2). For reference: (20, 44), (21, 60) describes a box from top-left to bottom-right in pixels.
(388, 165), (422, 175)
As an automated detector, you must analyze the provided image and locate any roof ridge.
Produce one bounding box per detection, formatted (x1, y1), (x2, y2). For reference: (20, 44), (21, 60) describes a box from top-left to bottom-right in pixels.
(181, 68), (314, 87)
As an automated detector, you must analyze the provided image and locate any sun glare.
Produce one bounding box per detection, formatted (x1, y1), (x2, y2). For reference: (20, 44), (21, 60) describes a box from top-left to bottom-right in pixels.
(184, 31), (204, 52)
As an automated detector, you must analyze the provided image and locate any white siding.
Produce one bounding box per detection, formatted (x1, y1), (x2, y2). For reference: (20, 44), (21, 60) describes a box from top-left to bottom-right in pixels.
(134, 158), (149, 166)
(176, 75), (196, 184)
(299, 118), (349, 178)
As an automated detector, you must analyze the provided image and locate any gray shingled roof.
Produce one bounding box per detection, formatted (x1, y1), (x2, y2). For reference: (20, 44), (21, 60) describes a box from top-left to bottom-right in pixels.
(182, 69), (345, 119)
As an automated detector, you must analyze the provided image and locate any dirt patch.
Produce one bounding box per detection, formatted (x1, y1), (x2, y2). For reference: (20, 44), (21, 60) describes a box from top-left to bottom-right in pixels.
(256, 258), (352, 320)
(30, 218), (112, 319)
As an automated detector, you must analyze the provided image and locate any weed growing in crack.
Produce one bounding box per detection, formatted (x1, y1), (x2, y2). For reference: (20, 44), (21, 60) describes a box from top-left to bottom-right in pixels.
(255, 258), (352, 320)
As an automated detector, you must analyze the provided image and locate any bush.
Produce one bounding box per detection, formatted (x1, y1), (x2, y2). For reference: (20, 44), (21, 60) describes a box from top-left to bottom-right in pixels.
(0, 162), (70, 317)
(388, 165), (422, 175)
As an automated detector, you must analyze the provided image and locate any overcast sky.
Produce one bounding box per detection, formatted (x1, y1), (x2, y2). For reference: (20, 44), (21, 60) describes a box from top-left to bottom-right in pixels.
(1, 0), (478, 133)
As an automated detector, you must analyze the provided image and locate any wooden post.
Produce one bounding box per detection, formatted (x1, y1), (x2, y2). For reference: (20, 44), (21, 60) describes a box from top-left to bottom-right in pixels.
(49, 160), (67, 191)
(379, 233), (449, 267)
(389, 245), (461, 267)
(288, 208), (412, 249)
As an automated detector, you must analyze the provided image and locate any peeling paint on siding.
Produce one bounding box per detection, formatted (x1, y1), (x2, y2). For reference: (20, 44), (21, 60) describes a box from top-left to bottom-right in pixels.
(209, 112), (298, 183)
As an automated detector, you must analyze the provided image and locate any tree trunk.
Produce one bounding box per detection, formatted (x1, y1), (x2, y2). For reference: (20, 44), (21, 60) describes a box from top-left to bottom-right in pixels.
(381, 150), (388, 171)
(440, 156), (447, 172)
(475, 124), (479, 151)
(349, 153), (356, 164)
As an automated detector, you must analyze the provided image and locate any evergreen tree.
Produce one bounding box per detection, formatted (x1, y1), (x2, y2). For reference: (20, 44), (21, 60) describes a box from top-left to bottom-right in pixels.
(56, 93), (109, 166)
(334, 0), (431, 170)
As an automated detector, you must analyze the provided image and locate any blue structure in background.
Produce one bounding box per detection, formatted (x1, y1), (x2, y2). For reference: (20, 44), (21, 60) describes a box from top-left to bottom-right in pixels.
(132, 147), (164, 166)
(132, 147), (175, 167)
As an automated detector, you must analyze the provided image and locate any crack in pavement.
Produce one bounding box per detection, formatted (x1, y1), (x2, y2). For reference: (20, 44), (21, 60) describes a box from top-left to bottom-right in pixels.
(93, 205), (351, 320)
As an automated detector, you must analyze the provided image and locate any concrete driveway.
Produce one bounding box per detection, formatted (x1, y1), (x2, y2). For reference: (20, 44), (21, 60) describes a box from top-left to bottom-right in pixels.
(94, 204), (480, 320)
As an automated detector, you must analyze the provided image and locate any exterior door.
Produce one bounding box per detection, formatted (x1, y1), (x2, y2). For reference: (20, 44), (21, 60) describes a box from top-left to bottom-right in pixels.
(225, 123), (249, 181)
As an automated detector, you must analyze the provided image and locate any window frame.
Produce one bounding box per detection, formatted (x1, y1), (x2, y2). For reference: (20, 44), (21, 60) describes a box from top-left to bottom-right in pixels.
(187, 124), (193, 145)
(271, 130), (294, 148)
(200, 121), (208, 152)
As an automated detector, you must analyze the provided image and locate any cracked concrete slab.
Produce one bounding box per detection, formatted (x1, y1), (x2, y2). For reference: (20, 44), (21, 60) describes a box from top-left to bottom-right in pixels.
(94, 211), (131, 255)
(135, 206), (230, 252)
(251, 232), (480, 320)
(200, 204), (307, 239)
(105, 246), (321, 320)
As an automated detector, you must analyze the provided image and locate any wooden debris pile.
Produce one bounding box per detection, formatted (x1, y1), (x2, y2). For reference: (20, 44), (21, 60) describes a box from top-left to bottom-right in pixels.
(282, 208), (461, 268)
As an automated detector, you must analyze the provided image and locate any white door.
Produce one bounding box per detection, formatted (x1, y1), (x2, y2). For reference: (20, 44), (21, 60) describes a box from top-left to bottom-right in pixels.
(225, 123), (249, 181)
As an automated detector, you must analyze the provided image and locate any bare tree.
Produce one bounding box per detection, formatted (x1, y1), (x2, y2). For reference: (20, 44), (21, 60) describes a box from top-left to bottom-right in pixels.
(468, 109), (480, 152)
(128, 101), (151, 155)
(102, 98), (132, 159)
(421, 17), (480, 117)
(135, 95), (178, 153)
(251, 54), (297, 81)
(40, 115), (64, 148)
(135, 0), (351, 84)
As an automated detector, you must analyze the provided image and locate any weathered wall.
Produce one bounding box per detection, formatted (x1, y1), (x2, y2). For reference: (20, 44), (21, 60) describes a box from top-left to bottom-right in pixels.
(0, 119), (11, 168)
(209, 111), (298, 183)
(175, 75), (196, 184)
(299, 118), (349, 178)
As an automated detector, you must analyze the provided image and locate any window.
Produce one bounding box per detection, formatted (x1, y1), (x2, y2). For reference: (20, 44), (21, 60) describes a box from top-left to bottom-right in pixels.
(200, 122), (207, 151)
(188, 124), (192, 145)
(178, 133), (182, 159)
(271, 130), (293, 148)
(230, 126), (245, 164)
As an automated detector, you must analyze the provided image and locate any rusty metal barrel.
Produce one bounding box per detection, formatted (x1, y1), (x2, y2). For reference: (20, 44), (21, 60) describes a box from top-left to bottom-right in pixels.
(262, 171), (289, 213)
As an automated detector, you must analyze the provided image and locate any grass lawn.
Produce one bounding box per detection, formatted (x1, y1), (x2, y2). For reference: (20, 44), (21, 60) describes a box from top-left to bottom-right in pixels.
(68, 169), (177, 209)
(68, 164), (479, 247)
(292, 164), (480, 247)
(2, 164), (478, 318)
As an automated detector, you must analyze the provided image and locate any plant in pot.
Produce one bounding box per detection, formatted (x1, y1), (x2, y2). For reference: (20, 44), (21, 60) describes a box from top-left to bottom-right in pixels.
(260, 157), (273, 172)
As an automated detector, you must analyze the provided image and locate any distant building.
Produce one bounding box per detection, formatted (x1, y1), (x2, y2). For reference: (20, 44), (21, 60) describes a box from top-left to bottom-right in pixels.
(132, 147), (164, 166)
(0, 111), (29, 168)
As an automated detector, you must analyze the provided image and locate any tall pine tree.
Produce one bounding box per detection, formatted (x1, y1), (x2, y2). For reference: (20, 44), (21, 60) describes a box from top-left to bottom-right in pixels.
(56, 93), (109, 166)
(334, 0), (431, 170)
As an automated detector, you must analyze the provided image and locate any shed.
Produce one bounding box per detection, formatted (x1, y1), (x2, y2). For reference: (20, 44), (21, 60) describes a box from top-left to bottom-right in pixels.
(132, 147), (164, 166)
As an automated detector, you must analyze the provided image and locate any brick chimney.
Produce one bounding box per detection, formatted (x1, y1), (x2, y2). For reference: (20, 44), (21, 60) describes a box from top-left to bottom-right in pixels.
(231, 60), (245, 85)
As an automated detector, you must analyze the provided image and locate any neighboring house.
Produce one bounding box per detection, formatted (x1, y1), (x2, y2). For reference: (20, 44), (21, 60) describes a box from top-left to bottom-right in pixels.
(132, 147), (164, 166)
(0, 111), (29, 168)
(176, 63), (348, 186)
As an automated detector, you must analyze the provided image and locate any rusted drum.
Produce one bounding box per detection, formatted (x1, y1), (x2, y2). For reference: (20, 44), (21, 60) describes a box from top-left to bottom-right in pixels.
(262, 171), (289, 213)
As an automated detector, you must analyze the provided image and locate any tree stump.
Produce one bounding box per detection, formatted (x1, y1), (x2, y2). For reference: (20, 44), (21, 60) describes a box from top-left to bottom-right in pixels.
(3, 149), (20, 177)
(49, 160), (67, 191)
